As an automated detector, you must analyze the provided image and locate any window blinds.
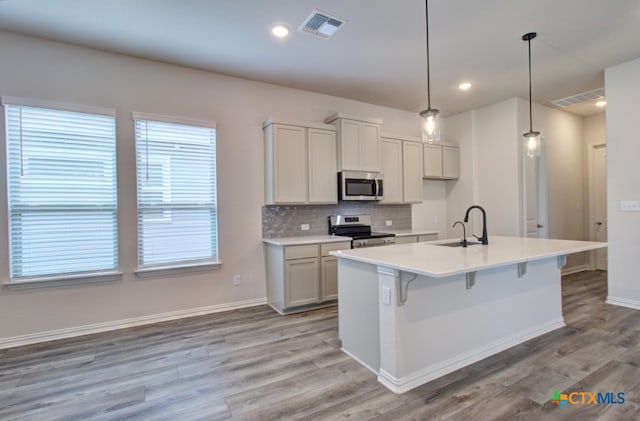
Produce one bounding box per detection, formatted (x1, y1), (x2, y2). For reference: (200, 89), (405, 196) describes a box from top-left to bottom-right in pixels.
(134, 116), (218, 267)
(4, 103), (118, 280)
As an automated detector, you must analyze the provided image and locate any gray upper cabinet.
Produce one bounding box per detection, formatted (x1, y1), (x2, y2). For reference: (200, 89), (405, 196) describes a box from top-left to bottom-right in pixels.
(325, 113), (382, 172)
(380, 134), (423, 204)
(423, 143), (460, 180)
(264, 118), (337, 205)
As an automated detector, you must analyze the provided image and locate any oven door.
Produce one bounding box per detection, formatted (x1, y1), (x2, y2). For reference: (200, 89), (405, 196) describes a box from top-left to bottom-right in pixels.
(339, 171), (384, 201)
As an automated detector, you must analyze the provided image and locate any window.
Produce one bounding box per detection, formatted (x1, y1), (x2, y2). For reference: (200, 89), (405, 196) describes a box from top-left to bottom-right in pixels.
(134, 113), (218, 268)
(3, 99), (118, 281)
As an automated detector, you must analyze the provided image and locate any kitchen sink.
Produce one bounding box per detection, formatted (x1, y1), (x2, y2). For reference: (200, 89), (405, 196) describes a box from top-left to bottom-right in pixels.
(434, 240), (483, 247)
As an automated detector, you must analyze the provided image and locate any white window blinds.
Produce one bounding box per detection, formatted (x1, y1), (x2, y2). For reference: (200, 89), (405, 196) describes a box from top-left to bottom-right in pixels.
(4, 102), (118, 281)
(134, 115), (218, 268)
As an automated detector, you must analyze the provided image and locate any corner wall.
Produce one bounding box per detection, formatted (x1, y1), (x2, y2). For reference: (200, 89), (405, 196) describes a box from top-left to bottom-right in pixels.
(605, 57), (640, 309)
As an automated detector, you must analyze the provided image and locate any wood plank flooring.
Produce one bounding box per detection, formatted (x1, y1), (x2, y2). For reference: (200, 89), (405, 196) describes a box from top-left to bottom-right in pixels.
(1, 270), (639, 420)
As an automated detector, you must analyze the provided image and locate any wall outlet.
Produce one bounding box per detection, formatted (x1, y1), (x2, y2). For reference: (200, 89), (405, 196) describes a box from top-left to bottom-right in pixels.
(301, 223), (310, 231)
(620, 200), (640, 212)
(385, 220), (392, 226)
(381, 286), (391, 306)
(233, 275), (241, 286)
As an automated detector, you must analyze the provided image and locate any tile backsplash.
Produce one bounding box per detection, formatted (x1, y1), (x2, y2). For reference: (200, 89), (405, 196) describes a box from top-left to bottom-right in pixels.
(262, 203), (411, 238)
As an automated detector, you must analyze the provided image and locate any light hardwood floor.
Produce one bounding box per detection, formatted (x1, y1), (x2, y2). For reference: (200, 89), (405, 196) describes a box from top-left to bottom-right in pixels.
(1, 270), (639, 420)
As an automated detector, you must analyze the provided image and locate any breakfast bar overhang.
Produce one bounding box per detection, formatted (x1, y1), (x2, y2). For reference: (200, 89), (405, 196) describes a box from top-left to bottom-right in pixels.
(330, 236), (607, 394)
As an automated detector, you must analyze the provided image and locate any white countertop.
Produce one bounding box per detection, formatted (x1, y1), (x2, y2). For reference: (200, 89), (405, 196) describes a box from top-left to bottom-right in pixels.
(330, 235), (607, 278)
(262, 235), (352, 246)
(378, 229), (439, 237)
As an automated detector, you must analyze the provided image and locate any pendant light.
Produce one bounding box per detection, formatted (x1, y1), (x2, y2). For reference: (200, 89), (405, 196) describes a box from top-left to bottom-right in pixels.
(522, 32), (541, 158)
(420, 0), (440, 143)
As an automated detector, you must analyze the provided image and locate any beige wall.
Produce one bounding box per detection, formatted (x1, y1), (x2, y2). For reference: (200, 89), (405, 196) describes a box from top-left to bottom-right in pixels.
(0, 31), (426, 341)
(605, 57), (640, 309)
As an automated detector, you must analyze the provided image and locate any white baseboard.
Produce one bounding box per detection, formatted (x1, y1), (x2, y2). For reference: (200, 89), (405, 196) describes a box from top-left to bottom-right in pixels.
(0, 298), (267, 350)
(341, 347), (379, 376)
(606, 296), (640, 310)
(561, 264), (591, 276)
(377, 318), (566, 394)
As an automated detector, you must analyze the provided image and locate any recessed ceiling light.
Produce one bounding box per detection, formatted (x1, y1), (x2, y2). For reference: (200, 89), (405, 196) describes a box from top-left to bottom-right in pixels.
(459, 82), (472, 91)
(595, 100), (607, 107)
(272, 24), (290, 38)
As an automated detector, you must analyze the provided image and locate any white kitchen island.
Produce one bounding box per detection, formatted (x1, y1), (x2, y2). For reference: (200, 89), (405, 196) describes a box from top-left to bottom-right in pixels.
(330, 236), (607, 394)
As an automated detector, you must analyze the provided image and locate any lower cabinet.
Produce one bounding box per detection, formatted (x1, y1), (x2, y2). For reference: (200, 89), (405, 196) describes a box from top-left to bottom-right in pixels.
(265, 241), (351, 314)
(393, 233), (439, 244)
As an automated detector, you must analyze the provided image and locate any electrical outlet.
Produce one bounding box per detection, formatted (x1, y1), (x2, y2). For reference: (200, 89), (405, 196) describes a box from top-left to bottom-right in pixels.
(233, 275), (241, 286)
(385, 220), (392, 226)
(301, 223), (310, 231)
(381, 286), (391, 306)
(620, 200), (640, 212)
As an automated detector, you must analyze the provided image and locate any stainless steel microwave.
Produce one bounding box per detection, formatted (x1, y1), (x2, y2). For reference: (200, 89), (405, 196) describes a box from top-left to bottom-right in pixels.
(338, 171), (384, 201)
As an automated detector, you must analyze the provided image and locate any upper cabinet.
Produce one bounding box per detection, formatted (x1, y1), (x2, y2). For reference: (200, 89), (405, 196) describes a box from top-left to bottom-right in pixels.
(423, 143), (460, 180)
(264, 118), (337, 205)
(380, 134), (423, 204)
(325, 113), (382, 172)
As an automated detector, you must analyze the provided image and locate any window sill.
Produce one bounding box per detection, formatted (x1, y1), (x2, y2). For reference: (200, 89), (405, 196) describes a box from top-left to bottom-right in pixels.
(134, 261), (222, 278)
(3, 271), (123, 290)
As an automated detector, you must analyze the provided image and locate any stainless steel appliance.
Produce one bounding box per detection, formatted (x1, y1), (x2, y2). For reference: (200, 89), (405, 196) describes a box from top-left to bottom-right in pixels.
(328, 214), (395, 248)
(338, 171), (384, 201)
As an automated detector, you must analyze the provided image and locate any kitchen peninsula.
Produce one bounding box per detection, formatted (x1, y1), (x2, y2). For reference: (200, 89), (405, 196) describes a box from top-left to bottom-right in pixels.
(331, 236), (607, 394)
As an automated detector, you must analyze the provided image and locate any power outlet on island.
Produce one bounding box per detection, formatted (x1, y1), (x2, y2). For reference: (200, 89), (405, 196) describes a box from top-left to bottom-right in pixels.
(233, 275), (241, 286)
(385, 220), (392, 226)
(381, 286), (391, 306)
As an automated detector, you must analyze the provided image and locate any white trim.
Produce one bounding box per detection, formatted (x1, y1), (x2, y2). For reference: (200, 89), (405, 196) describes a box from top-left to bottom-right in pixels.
(134, 261), (222, 278)
(4, 271), (123, 290)
(0, 297), (267, 350)
(262, 117), (335, 131)
(131, 111), (216, 129)
(606, 296), (640, 310)
(561, 264), (591, 276)
(377, 318), (565, 394)
(1, 96), (116, 116)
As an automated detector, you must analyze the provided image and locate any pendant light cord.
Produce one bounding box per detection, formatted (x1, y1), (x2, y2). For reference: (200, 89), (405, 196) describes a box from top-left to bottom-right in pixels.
(527, 37), (533, 132)
(425, 0), (431, 110)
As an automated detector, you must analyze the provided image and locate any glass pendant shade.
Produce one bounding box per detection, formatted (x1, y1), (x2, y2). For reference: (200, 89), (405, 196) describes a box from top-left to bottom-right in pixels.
(524, 130), (541, 158)
(420, 108), (441, 143)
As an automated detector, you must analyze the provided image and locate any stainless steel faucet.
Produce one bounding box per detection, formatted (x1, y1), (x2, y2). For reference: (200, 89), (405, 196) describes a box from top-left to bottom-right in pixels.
(463, 205), (488, 245)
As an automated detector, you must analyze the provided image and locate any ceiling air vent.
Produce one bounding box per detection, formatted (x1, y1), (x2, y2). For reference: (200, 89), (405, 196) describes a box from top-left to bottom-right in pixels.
(299, 9), (346, 39)
(551, 88), (605, 107)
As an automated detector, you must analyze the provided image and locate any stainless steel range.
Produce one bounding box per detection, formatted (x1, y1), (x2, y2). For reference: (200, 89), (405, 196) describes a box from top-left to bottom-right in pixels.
(328, 214), (396, 248)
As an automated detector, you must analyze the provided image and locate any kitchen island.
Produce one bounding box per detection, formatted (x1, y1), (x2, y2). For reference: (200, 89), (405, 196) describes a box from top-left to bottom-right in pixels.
(330, 236), (607, 393)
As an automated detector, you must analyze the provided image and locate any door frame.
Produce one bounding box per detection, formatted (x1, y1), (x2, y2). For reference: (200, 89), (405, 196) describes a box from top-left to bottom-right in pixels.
(587, 143), (607, 270)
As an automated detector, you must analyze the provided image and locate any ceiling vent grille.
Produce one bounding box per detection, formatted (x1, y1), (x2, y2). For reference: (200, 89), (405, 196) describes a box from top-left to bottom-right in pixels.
(551, 88), (605, 107)
(299, 9), (346, 39)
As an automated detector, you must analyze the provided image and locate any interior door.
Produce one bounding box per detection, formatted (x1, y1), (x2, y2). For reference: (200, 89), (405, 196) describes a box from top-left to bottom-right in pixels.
(524, 152), (539, 238)
(590, 144), (607, 270)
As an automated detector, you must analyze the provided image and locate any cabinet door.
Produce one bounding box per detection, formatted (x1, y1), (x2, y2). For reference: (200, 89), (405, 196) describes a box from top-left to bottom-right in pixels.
(423, 143), (443, 178)
(394, 235), (418, 244)
(321, 256), (338, 301)
(361, 122), (381, 171)
(308, 128), (337, 203)
(339, 119), (361, 171)
(273, 124), (307, 202)
(285, 257), (319, 308)
(403, 141), (424, 203)
(380, 137), (403, 204)
(442, 145), (460, 179)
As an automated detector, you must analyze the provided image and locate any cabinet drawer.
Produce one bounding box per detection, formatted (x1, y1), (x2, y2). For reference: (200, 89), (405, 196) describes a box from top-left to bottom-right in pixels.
(285, 244), (319, 260)
(321, 241), (352, 256)
(418, 234), (438, 242)
(394, 235), (417, 244)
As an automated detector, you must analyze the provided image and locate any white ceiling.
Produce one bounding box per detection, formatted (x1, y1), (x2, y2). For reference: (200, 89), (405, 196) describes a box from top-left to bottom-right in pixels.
(1, 0), (639, 117)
